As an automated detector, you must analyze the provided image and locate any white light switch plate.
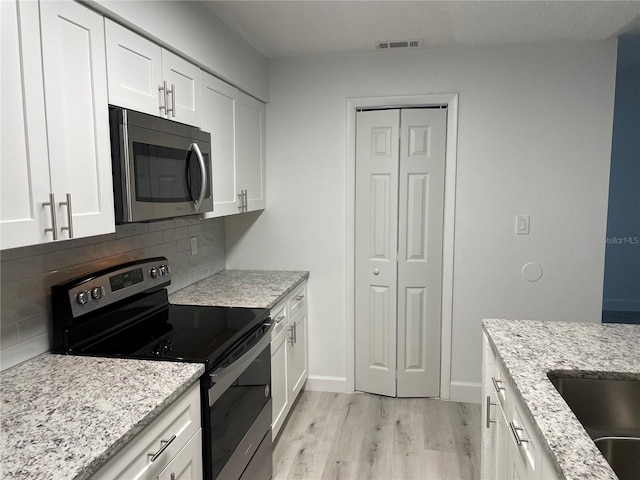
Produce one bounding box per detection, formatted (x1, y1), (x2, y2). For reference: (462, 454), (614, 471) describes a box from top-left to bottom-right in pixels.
(516, 215), (530, 235)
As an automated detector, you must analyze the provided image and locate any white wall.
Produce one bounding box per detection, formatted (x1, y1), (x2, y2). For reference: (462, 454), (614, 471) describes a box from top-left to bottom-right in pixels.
(225, 41), (618, 399)
(89, 0), (269, 101)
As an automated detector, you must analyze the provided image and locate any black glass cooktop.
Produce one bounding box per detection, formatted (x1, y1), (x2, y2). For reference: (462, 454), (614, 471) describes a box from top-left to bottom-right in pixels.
(79, 304), (269, 369)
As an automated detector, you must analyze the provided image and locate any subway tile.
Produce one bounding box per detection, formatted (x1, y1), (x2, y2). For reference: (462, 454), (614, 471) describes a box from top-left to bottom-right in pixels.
(44, 245), (97, 271)
(18, 315), (49, 341)
(115, 223), (149, 238)
(148, 242), (178, 258)
(1, 282), (17, 305)
(1, 324), (19, 349)
(174, 216), (200, 227)
(176, 238), (191, 252)
(0, 241), (64, 261)
(163, 226), (188, 243)
(1, 254), (45, 284)
(132, 231), (164, 250)
(167, 251), (190, 266)
(95, 237), (134, 258)
(187, 223), (203, 236)
(70, 232), (114, 248)
(148, 219), (176, 232)
(15, 275), (49, 301)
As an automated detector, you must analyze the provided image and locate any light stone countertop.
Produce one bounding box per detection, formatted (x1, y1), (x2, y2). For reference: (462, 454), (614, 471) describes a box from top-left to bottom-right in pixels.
(169, 270), (309, 309)
(0, 354), (204, 480)
(482, 319), (640, 480)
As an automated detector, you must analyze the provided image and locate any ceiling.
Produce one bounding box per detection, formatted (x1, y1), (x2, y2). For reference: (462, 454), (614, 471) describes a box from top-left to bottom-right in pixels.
(203, 0), (640, 58)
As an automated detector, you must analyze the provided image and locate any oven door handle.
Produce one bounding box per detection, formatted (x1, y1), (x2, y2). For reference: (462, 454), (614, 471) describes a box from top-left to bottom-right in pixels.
(208, 322), (273, 407)
(189, 142), (207, 211)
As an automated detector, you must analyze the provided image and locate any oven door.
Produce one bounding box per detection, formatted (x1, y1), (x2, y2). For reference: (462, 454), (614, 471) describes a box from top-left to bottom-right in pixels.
(116, 122), (213, 223)
(203, 322), (273, 480)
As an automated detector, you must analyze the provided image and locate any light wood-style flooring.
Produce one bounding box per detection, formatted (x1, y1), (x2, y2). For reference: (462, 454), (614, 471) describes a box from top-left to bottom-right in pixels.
(273, 391), (481, 480)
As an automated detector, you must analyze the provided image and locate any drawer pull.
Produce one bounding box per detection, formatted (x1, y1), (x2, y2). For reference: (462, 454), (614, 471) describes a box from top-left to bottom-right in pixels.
(294, 294), (305, 302)
(492, 376), (505, 393)
(485, 395), (496, 429)
(275, 315), (285, 324)
(148, 434), (176, 462)
(509, 422), (528, 446)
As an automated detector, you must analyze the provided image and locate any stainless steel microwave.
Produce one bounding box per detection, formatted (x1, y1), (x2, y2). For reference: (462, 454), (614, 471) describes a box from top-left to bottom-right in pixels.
(109, 106), (213, 223)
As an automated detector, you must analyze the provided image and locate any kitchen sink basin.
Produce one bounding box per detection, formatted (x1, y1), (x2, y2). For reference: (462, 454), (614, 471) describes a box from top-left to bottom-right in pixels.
(594, 437), (640, 480)
(548, 375), (640, 480)
(548, 375), (640, 438)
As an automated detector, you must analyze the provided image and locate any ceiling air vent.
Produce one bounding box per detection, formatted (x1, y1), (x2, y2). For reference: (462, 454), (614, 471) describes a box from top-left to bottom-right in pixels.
(376, 39), (424, 50)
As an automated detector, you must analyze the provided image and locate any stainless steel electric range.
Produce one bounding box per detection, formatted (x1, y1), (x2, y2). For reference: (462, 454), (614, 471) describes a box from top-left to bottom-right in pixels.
(51, 257), (273, 480)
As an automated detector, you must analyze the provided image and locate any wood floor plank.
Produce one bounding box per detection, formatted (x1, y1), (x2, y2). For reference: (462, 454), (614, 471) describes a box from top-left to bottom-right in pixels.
(273, 391), (481, 480)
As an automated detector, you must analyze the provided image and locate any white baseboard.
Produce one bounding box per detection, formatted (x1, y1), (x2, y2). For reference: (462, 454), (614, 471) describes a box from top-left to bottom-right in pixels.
(304, 375), (348, 393)
(449, 381), (482, 404)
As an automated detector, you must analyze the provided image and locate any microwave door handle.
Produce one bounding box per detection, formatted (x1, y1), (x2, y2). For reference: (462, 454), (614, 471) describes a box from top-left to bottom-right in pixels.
(189, 142), (207, 211)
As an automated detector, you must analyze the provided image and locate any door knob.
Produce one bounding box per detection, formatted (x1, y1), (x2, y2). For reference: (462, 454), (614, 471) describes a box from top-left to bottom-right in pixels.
(373, 268), (380, 275)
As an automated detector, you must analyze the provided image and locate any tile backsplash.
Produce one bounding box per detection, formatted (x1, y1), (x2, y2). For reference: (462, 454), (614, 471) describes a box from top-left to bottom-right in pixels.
(0, 216), (225, 371)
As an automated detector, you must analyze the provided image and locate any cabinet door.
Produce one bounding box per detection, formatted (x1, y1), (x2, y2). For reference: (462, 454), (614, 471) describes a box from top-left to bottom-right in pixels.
(288, 308), (308, 400)
(271, 325), (290, 440)
(162, 50), (201, 127)
(0, 0), (52, 249)
(201, 72), (240, 217)
(481, 335), (498, 480)
(39, 0), (115, 240)
(157, 429), (203, 480)
(105, 19), (163, 116)
(235, 91), (266, 212)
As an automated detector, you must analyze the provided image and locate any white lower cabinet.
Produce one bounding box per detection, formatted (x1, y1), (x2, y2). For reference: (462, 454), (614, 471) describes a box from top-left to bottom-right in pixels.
(157, 430), (203, 480)
(271, 281), (309, 439)
(482, 333), (560, 480)
(92, 382), (202, 480)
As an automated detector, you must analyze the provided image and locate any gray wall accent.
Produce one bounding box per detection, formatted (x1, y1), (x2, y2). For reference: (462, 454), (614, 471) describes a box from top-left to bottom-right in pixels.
(0, 216), (225, 371)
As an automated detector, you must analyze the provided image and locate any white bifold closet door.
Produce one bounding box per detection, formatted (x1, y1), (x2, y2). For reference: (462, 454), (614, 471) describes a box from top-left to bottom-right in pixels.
(355, 107), (446, 398)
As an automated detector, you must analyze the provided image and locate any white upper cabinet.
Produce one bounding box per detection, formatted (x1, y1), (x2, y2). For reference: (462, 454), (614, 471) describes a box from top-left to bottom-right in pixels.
(202, 74), (266, 217)
(1, 0), (114, 250)
(1, 0), (51, 249)
(236, 92), (266, 212)
(105, 20), (201, 127)
(39, 0), (115, 240)
(201, 72), (240, 216)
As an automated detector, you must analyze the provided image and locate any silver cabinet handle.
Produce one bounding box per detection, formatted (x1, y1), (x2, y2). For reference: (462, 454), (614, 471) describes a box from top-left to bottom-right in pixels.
(289, 324), (295, 346)
(159, 81), (168, 115)
(147, 434), (176, 462)
(294, 294), (305, 303)
(43, 193), (58, 240)
(492, 376), (505, 393)
(275, 314), (285, 324)
(293, 321), (297, 344)
(237, 189), (248, 212)
(373, 268), (380, 275)
(237, 192), (244, 212)
(167, 83), (176, 117)
(59, 193), (73, 238)
(509, 422), (528, 446)
(189, 143), (207, 211)
(485, 395), (496, 429)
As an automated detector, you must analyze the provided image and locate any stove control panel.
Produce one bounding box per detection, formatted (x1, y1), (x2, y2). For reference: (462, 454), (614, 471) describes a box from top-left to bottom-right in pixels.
(53, 258), (172, 319)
